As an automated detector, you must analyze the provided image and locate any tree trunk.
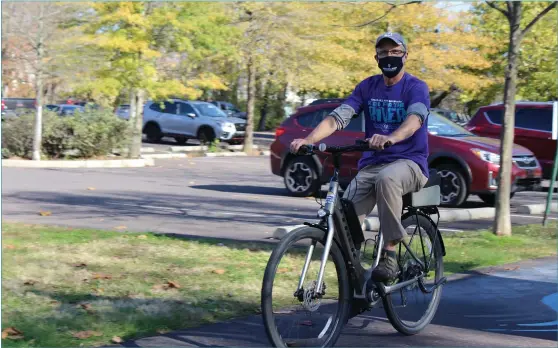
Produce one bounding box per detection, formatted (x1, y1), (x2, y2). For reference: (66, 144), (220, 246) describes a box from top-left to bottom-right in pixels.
(129, 89), (145, 159)
(127, 88), (137, 158)
(243, 54), (256, 153)
(258, 79), (271, 131)
(493, 2), (522, 236)
(32, 3), (45, 161)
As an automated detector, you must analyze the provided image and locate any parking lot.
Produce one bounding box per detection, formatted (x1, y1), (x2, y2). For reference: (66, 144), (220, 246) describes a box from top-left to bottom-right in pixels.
(2, 156), (556, 242)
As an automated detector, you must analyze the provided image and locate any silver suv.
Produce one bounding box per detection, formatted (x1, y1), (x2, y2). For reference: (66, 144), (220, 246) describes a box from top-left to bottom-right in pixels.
(142, 99), (246, 144)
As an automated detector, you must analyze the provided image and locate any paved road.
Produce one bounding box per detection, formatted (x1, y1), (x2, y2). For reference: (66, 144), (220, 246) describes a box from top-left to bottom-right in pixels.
(116, 258), (558, 347)
(2, 156), (556, 241)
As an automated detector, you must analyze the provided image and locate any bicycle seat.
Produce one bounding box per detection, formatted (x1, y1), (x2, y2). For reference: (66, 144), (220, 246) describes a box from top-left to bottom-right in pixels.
(403, 169), (441, 208)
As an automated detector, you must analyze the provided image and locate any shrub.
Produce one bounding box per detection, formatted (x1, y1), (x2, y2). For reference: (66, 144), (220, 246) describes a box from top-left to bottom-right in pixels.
(1, 107), (130, 159)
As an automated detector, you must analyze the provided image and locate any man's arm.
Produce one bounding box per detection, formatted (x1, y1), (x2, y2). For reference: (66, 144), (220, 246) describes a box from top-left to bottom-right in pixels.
(388, 102), (427, 143)
(307, 104), (356, 143)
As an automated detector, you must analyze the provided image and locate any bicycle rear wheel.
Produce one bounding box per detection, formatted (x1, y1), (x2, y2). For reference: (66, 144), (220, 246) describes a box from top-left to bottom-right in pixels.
(383, 213), (444, 335)
(261, 226), (351, 347)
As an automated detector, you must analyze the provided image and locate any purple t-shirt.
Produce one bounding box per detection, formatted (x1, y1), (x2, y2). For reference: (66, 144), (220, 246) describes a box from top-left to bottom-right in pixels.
(344, 72), (430, 177)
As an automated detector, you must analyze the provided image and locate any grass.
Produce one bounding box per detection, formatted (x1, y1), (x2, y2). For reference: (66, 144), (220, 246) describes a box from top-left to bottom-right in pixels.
(2, 221), (556, 347)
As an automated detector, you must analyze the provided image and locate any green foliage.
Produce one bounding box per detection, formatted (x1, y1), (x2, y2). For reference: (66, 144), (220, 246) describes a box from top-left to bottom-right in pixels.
(1, 109), (129, 159)
(468, 2), (557, 111)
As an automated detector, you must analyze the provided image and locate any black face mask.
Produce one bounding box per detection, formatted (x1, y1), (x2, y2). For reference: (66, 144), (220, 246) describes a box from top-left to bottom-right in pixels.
(378, 56), (404, 78)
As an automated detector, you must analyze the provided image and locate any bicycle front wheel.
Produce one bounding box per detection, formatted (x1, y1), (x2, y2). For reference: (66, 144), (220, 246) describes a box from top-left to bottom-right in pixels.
(261, 226), (351, 348)
(383, 213), (444, 335)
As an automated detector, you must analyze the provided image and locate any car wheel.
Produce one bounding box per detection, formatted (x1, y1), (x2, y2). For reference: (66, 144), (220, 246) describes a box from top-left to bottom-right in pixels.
(283, 157), (320, 197)
(478, 192), (515, 206)
(197, 127), (215, 145)
(145, 123), (162, 143)
(174, 137), (188, 145)
(435, 164), (468, 207)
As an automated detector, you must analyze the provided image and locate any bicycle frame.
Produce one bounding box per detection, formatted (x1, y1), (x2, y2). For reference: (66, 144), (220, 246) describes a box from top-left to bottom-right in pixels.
(294, 147), (446, 303)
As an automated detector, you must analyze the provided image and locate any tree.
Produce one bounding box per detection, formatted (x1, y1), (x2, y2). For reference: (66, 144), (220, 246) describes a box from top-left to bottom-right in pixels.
(485, 1), (557, 236)
(74, 2), (236, 157)
(2, 3), (75, 160)
(468, 3), (557, 113)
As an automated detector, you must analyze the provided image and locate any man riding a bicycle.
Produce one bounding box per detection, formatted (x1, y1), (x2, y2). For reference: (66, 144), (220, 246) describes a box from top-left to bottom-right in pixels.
(291, 32), (431, 284)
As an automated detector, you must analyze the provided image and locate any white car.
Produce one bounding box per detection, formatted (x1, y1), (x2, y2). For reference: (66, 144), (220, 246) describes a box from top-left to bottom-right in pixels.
(142, 99), (246, 144)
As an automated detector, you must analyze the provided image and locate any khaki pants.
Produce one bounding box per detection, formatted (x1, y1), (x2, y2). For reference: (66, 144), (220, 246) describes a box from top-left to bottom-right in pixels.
(342, 159), (428, 244)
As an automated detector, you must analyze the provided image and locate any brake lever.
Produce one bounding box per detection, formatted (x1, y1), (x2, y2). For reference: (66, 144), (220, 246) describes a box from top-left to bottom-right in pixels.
(355, 139), (392, 149)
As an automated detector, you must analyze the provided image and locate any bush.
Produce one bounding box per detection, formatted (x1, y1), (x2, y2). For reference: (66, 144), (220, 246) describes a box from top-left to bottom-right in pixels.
(1, 107), (130, 159)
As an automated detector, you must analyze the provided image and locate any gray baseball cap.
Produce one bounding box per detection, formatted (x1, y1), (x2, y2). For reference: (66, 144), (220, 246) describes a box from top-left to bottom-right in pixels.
(375, 32), (407, 51)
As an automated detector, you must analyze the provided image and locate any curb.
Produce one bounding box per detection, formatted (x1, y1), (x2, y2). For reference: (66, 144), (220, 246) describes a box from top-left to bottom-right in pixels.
(516, 203), (558, 214)
(273, 206), (502, 239)
(205, 152), (248, 157)
(2, 158), (155, 168)
(141, 153), (188, 159)
(168, 145), (263, 153)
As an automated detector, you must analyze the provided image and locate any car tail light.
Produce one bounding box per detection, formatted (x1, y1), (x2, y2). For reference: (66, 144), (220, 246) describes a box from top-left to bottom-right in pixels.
(275, 127), (286, 138)
(1, 100), (5, 110)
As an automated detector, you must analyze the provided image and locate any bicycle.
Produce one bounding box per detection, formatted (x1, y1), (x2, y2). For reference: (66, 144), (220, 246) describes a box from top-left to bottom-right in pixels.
(261, 140), (447, 347)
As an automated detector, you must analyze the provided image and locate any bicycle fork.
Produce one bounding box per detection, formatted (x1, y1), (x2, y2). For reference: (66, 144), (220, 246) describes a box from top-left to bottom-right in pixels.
(296, 175), (340, 295)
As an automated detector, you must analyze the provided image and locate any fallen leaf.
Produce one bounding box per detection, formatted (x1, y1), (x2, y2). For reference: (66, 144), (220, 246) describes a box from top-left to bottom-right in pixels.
(4, 244), (16, 249)
(50, 300), (61, 305)
(80, 303), (93, 311)
(73, 263), (87, 268)
(23, 280), (37, 286)
(505, 266), (519, 271)
(166, 281), (180, 289)
(39, 211), (52, 216)
(114, 226), (127, 230)
(111, 336), (123, 343)
(72, 330), (102, 339)
(2, 327), (23, 339)
(277, 268), (289, 274)
(92, 273), (112, 280)
(152, 284), (165, 290)
(137, 235), (147, 239)
(212, 269), (226, 275)
(87, 187), (96, 191)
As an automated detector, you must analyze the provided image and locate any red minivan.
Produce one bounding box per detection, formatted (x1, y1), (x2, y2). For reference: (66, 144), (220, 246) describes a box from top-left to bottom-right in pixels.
(465, 102), (556, 179)
(270, 99), (543, 207)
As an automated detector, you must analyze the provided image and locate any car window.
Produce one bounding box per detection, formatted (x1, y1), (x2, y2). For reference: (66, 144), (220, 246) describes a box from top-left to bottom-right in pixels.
(160, 101), (177, 115)
(149, 103), (161, 112)
(485, 107), (552, 132)
(297, 111), (323, 128)
(428, 112), (473, 136)
(516, 108), (552, 132)
(177, 102), (196, 116)
(192, 102), (227, 117)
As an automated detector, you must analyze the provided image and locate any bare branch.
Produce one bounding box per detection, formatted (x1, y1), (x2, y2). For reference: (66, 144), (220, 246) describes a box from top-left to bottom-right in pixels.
(337, 1), (421, 28)
(486, 1), (509, 19)
(520, 1), (557, 38)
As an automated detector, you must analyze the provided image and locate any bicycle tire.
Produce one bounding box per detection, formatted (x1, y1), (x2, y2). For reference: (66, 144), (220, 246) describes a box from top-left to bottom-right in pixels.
(261, 226), (351, 348)
(383, 213), (444, 335)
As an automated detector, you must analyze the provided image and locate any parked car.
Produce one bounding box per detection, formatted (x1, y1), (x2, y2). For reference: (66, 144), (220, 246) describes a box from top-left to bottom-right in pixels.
(115, 104), (131, 120)
(465, 101), (556, 179)
(270, 99), (542, 207)
(211, 100), (247, 119)
(142, 99), (246, 144)
(57, 104), (85, 116)
(1, 97), (36, 119)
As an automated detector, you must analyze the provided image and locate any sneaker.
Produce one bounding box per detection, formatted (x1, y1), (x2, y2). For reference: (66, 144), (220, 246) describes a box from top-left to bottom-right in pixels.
(371, 249), (399, 283)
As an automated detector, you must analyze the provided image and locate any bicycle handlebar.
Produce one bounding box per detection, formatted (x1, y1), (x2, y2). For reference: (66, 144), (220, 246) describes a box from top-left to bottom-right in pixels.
(296, 139), (392, 156)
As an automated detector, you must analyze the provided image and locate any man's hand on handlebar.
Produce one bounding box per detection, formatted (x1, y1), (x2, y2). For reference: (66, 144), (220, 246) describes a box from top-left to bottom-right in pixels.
(290, 138), (312, 154)
(366, 134), (394, 150)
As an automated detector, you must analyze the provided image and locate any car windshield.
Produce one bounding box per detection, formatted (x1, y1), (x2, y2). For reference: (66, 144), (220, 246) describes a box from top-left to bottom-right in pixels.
(428, 111), (473, 137)
(192, 102), (227, 118)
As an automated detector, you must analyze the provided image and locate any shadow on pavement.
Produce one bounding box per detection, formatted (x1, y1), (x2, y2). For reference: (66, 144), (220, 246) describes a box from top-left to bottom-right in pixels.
(116, 273), (557, 347)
